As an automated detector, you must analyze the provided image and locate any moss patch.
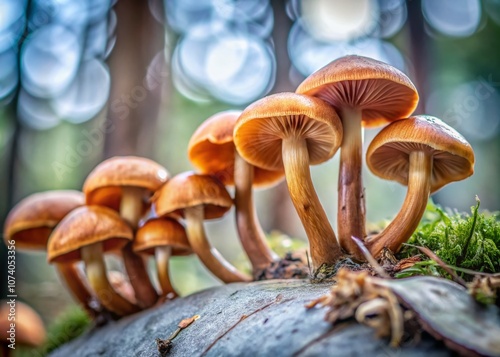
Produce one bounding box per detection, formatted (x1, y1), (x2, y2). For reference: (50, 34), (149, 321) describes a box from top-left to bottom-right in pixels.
(398, 197), (500, 277)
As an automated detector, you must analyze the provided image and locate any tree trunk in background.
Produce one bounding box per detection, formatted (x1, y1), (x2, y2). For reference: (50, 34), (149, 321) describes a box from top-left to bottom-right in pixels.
(105, 0), (166, 157)
(407, 0), (427, 113)
(268, 0), (299, 237)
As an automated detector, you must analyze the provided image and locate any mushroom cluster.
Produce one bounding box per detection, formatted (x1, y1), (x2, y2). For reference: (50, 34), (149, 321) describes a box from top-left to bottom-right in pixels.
(2, 55), (475, 322)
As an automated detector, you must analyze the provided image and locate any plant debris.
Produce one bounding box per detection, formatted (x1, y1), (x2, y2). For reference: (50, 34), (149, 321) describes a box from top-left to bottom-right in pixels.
(308, 268), (500, 356)
(306, 268), (406, 346)
(468, 275), (500, 306)
(156, 315), (200, 356)
(254, 252), (310, 280)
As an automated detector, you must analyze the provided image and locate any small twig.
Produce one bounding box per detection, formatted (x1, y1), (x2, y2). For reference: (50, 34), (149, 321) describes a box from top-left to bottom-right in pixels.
(407, 244), (467, 287)
(156, 315), (200, 355)
(351, 236), (390, 279)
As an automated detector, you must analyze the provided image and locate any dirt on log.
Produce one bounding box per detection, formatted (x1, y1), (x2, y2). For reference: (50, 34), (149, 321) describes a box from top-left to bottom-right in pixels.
(49, 280), (452, 356)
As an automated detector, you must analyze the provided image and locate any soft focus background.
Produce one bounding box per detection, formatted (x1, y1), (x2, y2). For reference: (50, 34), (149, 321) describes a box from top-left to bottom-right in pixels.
(1, 0), (499, 331)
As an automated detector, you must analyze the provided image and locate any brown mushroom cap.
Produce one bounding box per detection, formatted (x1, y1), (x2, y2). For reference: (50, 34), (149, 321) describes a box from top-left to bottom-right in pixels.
(134, 217), (192, 256)
(47, 205), (133, 264)
(154, 172), (232, 220)
(188, 110), (284, 187)
(296, 55), (419, 127)
(234, 92), (343, 171)
(83, 156), (169, 209)
(0, 301), (46, 347)
(367, 115), (475, 193)
(3, 190), (84, 250)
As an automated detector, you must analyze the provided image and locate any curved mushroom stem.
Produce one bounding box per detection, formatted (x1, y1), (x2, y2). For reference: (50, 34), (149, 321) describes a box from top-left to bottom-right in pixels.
(282, 136), (343, 272)
(155, 246), (178, 300)
(56, 263), (97, 317)
(366, 151), (432, 258)
(234, 151), (279, 272)
(120, 186), (159, 309)
(185, 205), (251, 283)
(338, 107), (366, 260)
(81, 243), (139, 316)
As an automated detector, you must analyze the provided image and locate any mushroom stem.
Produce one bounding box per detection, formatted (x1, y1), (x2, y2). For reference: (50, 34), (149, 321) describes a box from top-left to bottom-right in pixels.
(120, 186), (145, 228)
(155, 246), (178, 299)
(81, 243), (139, 316)
(282, 136), (342, 271)
(185, 205), (251, 283)
(338, 107), (366, 260)
(120, 186), (159, 309)
(234, 151), (279, 271)
(367, 151), (432, 257)
(56, 263), (97, 317)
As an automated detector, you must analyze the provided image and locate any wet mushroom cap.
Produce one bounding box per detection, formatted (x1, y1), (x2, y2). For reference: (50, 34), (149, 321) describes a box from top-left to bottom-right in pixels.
(154, 172), (232, 219)
(188, 110), (284, 187)
(234, 92), (343, 171)
(367, 115), (475, 193)
(3, 190), (84, 250)
(47, 205), (133, 264)
(134, 217), (192, 256)
(83, 156), (169, 209)
(0, 301), (46, 347)
(296, 55), (419, 127)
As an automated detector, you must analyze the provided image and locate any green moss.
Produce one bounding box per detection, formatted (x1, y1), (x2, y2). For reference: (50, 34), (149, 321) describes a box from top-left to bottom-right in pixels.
(21, 306), (91, 357)
(398, 197), (500, 276)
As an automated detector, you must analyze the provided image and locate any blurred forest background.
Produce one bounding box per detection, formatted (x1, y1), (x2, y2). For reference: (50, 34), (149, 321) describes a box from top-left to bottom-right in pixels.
(1, 0), (500, 328)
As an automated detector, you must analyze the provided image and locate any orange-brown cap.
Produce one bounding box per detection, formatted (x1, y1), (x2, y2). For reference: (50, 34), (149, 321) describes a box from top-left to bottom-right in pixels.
(296, 55), (419, 128)
(154, 172), (232, 220)
(0, 301), (46, 347)
(47, 206), (133, 264)
(188, 110), (284, 187)
(134, 217), (192, 256)
(234, 92), (343, 171)
(83, 156), (169, 209)
(367, 115), (475, 193)
(3, 190), (84, 250)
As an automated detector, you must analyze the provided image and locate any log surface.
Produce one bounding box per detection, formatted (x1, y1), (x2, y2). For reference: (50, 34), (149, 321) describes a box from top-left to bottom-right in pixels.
(50, 280), (451, 356)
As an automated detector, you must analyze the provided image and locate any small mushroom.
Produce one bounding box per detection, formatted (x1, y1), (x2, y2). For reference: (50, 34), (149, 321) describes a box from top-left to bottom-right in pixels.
(188, 110), (284, 275)
(2, 190), (96, 316)
(154, 172), (251, 283)
(84, 156), (169, 308)
(0, 301), (46, 357)
(365, 115), (474, 257)
(47, 206), (140, 316)
(296, 55), (419, 259)
(134, 217), (192, 300)
(234, 92), (343, 272)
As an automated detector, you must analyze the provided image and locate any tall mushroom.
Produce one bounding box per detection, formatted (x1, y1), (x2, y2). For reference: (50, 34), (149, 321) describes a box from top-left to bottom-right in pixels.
(188, 110), (285, 277)
(134, 217), (192, 300)
(3, 190), (96, 316)
(0, 301), (46, 357)
(365, 115), (475, 257)
(47, 206), (140, 316)
(296, 55), (419, 259)
(83, 156), (169, 308)
(234, 92), (343, 273)
(154, 172), (251, 283)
